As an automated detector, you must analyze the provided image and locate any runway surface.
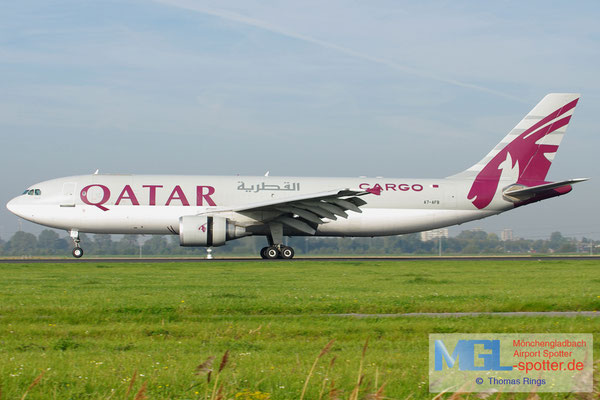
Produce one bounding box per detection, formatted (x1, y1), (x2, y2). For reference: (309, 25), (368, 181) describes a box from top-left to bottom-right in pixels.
(1, 255), (599, 263)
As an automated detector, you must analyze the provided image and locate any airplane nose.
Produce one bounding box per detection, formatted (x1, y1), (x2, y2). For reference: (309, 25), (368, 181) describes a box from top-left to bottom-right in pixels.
(6, 197), (23, 217)
(7, 197), (16, 213)
(7, 195), (37, 222)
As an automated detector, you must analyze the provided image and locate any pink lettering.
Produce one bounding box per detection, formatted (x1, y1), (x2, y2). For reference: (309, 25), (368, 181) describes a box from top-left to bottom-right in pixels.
(197, 186), (216, 206)
(115, 185), (140, 206)
(80, 184), (111, 211)
(165, 185), (190, 206)
(143, 185), (163, 206)
(360, 182), (424, 192)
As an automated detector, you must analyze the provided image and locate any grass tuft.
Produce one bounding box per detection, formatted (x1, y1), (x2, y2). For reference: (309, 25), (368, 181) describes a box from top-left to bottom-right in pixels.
(20, 371), (44, 400)
(124, 369), (137, 399)
(300, 339), (336, 400)
(53, 337), (79, 351)
(133, 381), (147, 400)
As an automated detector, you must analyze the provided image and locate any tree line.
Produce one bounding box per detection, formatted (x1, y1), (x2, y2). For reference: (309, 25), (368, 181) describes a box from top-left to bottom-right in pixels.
(0, 229), (593, 257)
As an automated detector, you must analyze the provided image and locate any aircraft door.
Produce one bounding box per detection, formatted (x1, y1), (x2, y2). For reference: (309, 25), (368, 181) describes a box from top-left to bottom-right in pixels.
(60, 182), (77, 207)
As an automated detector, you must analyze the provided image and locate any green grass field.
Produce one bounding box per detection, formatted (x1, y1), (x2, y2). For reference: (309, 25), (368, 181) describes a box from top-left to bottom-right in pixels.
(0, 259), (598, 399)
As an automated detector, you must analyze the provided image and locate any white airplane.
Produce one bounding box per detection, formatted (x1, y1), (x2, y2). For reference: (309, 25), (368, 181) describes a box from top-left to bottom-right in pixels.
(6, 93), (587, 259)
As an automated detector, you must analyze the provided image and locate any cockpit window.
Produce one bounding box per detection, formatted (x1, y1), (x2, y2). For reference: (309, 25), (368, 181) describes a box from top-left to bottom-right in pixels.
(28, 190), (34, 195)
(25, 189), (41, 196)
(35, 189), (41, 195)
(23, 190), (29, 195)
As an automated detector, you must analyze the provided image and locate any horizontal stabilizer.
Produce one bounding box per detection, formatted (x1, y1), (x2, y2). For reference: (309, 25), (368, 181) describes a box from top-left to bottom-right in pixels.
(503, 178), (588, 202)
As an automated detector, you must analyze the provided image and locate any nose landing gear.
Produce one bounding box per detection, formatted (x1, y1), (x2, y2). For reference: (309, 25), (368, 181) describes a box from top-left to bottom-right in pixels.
(70, 229), (84, 258)
(72, 247), (84, 258)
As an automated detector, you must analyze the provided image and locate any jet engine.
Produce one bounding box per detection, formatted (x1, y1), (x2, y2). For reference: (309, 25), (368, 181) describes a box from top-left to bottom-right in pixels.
(179, 215), (249, 247)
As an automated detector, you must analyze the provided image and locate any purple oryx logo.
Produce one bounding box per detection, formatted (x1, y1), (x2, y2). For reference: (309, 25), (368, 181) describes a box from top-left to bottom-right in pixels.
(468, 98), (578, 209)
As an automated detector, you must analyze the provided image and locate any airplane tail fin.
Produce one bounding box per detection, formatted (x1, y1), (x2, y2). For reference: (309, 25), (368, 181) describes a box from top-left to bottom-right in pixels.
(451, 93), (580, 209)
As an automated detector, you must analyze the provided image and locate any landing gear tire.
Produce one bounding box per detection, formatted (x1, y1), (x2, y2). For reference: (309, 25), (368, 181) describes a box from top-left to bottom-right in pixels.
(69, 230), (83, 258)
(260, 247), (269, 259)
(280, 246), (294, 259)
(72, 247), (84, 258)
(264, 246), (280, 259)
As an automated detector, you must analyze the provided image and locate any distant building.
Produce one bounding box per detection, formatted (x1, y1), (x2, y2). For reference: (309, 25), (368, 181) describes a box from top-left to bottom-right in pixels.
(420, 228), (449, 241)
(501, 229), (513, 241)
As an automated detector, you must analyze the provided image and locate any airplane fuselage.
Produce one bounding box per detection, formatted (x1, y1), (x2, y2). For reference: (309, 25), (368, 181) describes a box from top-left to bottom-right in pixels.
(8, 174), (504, 237)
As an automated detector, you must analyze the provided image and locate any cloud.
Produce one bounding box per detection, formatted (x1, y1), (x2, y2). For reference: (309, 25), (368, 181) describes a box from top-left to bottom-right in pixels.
(155, 0), (524, 102)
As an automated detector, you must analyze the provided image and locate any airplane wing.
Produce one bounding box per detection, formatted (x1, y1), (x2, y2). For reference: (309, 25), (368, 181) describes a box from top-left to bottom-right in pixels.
(225, 188), (376, 235)
(503, 178), (588, 202)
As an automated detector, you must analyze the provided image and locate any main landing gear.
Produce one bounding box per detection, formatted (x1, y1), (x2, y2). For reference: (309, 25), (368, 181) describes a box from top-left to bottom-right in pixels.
(70, 229), (84, 258)
(260, 223), (295, 259)
(260, 245), (295, 259)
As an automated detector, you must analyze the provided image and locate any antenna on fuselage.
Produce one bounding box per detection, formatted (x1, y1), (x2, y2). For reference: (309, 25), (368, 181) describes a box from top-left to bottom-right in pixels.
(93, 169), (99, 175)
(264, 171), (269, 176)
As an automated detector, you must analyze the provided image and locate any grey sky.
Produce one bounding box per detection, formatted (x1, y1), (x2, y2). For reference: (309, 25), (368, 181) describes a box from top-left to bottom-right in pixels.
(1, 1), (598, 240)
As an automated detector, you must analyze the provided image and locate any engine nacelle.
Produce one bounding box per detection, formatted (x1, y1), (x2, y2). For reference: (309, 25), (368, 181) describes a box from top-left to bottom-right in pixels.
(179, 215), (249, 247)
